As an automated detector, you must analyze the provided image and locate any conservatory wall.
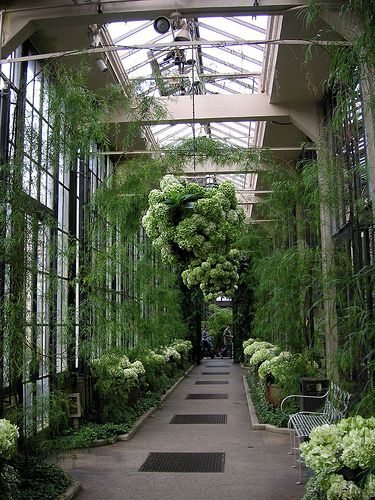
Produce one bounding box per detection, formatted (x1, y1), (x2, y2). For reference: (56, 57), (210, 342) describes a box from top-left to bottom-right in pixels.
(0, 41), (185, 430)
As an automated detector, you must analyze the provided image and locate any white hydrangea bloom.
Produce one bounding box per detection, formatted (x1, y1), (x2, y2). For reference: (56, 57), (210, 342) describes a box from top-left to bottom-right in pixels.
(327, 474), (363, 500)
(0, 419), (19, 459)
(163, 347), (181, 362)
(242, 338), (256, 349)
(123, 368), (138, 381)
(131, 360), (146, 376)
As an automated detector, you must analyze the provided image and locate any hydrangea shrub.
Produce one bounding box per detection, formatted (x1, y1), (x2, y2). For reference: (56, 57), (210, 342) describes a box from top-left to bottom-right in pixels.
(249, 347), (280, 366)
(91, 354), (146, 395)
(243, 340), (274, 361)
(242, 338), (256, 350)
(300, 416), (375, 500)
(258, 352), (318, 389)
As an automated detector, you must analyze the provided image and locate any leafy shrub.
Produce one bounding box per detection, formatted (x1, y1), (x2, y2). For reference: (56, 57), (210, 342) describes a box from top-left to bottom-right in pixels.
(6, 456), (71, 500)
(243, 340), (274, 364)
(258, 351), (319, 395)
(246, 368), (288, 427)
(249, 346), (279, 366)
(0, 464), (21, 500)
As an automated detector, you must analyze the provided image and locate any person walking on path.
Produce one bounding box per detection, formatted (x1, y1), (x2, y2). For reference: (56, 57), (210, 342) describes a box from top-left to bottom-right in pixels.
(220, 326), (233, 358)
(201, 327), (215, 359)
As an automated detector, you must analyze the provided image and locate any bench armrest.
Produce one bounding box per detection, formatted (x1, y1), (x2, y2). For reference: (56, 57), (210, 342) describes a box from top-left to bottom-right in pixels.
(280, 391), (328, 417)
(294, 411), (325, 415)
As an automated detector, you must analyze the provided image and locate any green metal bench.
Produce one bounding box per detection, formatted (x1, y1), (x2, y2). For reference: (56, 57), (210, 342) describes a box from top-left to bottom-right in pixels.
(280, 383), (351, 484)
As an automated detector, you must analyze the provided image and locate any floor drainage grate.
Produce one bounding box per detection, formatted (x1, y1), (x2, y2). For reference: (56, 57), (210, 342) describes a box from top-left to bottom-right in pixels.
(195, 380), (229, 385)
(185, 393), (228, 400)
(170, 414), (227, 424)
(139, 452), (225, 472)
(205, 365), (230, 368)
(201, 372), (229, 375)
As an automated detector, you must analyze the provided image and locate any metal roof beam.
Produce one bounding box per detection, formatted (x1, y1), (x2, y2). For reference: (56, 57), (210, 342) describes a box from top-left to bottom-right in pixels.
(197, 21), (264, 53)
(113, 20), (153, 44)
(202, 67), (259, 91)
(181, 160), (267, 175)
(109, 94), (320, 141)
(2, 1), (337, 56)
(204, 47), (263, 69)
(224, 17), (267, 34)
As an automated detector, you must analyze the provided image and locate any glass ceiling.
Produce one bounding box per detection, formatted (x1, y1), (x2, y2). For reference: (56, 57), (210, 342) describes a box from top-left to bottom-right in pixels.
(107, 15), (268, 212)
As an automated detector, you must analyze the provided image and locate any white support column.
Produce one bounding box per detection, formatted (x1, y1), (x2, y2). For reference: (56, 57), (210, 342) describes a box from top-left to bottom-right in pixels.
(318, 136), (339, 380)
(361, 76), (375, 222)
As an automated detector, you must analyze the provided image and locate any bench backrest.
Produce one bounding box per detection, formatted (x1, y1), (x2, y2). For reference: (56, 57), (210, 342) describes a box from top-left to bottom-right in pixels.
(323, 383), (351, 423)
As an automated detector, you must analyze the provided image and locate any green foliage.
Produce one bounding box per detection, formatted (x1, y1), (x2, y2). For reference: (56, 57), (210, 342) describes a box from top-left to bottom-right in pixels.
(4, 456), (72, 500)
(352, 388), (375, 419)
(251, 246), (322, 351)
(328, 250), (375, 388)
(302, 0), (375, 128)
(262, 161), (321, 243)
(80, 158), (189, 360)
(259, 351), (319, 396)
(46, 62), (165, 159)
(43, 422), (131, 452)
(40, 375), (186, 453)
(0, 464), (21, 500)
(204, 304), (232, 348)
(239, 159), (324, 353)
(163, 136), (261, 170)
(246, 368), (288, 427)
(46, 63), (124, 160)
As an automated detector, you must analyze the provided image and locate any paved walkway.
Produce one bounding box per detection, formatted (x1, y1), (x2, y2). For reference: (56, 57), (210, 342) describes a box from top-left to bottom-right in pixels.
(63, 360), (304, 499)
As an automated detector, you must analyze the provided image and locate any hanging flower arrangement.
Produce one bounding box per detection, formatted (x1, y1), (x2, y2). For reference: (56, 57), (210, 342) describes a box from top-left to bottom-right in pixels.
(142, 174), (245, 299)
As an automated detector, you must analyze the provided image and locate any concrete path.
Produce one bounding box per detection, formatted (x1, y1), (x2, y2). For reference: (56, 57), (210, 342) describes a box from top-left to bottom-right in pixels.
(62, 359), (304, 500)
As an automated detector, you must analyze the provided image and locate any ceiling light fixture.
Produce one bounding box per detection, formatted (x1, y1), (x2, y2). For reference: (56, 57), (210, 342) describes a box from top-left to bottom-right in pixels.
(153, 16), (171, 34)
(174, 23), (191, 42)
(96, 57), (108, 72)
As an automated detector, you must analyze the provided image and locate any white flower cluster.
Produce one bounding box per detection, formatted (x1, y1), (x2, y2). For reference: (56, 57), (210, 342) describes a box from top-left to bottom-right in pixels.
(162, 346), (181, 362)
(300, 416), (375, 500)
(243, 340), (274, 361)
(92, 354), (145, 387)
(0, 419), (19, 459)
(131, 360), (146, 376)
(171, 340), (193, 355)
(147, 351), (166, 365)
(242, 338), (256, 350)
(181, 250), (240, 301)
(249, 346), (279, 366)
(258, 351), (292, 380)
(326, 474), (363, 500)
(142, 175), (245, 299)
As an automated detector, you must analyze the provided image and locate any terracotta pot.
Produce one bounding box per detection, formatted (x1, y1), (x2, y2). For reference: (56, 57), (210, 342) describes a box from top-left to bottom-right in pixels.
(267, 383), (283, 407)
(127, 386), (140, 406)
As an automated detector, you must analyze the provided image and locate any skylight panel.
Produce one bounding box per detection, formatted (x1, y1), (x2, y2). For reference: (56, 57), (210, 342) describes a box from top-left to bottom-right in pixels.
(108, 15), (266, 150)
